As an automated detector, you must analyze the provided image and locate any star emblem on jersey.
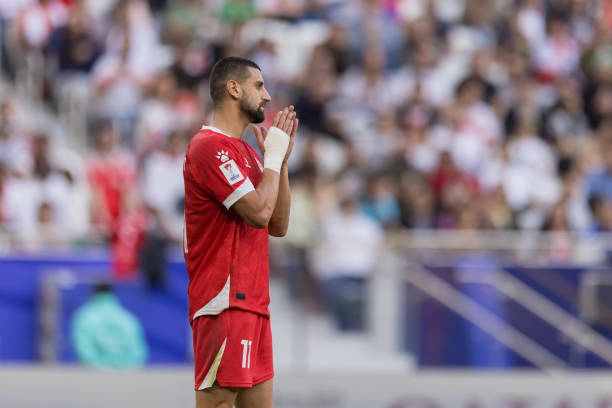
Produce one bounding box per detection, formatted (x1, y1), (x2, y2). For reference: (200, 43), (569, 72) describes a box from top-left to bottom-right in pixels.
(216, 150), (230, 163)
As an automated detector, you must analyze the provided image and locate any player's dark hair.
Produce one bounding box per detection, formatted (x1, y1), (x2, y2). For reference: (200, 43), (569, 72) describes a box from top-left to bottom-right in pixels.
(93, 282), (112, 295)
(209, 57), (261, 106)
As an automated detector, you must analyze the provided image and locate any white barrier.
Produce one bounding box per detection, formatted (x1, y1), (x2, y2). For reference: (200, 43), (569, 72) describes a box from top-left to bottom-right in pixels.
(1, 367), (611, 408)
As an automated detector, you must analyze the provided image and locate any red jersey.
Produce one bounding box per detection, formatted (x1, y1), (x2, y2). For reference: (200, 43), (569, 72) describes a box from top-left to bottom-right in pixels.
(86, 150), (137, 227)
(183, 126), (269, 322)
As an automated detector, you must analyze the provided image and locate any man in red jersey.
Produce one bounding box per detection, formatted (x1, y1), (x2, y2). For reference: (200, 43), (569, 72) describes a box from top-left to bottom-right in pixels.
(183, 56), (298, 408)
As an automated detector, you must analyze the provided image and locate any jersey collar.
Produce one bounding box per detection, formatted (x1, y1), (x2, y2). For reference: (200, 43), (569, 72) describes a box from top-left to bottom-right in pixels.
(201, 125), (233, 138)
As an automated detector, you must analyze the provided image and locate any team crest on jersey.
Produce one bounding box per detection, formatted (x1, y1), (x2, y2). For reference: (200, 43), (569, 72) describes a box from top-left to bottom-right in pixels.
(216, 150), (230, 163)
(219, 160), (244, 185)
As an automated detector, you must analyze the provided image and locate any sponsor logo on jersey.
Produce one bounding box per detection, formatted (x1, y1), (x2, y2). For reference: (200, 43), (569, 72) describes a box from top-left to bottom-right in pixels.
(216, 150), (230, 163)
(219, 159), (244, 185)
(244, 158), (251, 168)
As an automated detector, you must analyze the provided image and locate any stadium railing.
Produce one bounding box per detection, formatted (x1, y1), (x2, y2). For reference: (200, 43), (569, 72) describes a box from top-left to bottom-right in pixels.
(373, 230), (612, 369)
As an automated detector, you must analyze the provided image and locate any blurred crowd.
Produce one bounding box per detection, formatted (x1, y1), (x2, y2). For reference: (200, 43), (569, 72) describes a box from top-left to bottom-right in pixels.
(1, 0), (612, 283)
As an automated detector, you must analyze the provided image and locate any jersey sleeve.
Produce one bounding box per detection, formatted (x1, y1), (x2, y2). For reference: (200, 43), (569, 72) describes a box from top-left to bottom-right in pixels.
(187, 136), (255, 209)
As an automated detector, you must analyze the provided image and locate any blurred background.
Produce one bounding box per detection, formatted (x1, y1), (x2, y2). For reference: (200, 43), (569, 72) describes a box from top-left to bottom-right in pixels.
(1, 0), (612, 406)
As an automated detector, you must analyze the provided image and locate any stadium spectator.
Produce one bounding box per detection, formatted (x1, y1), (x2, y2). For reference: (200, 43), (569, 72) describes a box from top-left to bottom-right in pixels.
(71, 282), (148, 369)
(279, 167), (320, 307)
(13, 0), (67, 51)
(160, 0), (203, 47)
(586, 143), (612, 200)
(313, 196), (384, 330)
(449, 76), (502, 175)
(399, 171), (436, 229)
(3, 132), (88, 248)
(90, 34), (148, 141)
(134, 71), (181, 159)
(590, 195), (612, 232)
(532, 17), (581, 83)
(0, 98), (30, 177)
(307, 21), (350, 77)
(337, 46), (401, 114)
(139, 130), (186, 288)
(362, 173), (402, 228)
(48, 2), (101, 75)
(429, 151), (479, 228)
(0, 163), (8, 226)
(86, 120), (137, 241)
(541, 79), (590, 144)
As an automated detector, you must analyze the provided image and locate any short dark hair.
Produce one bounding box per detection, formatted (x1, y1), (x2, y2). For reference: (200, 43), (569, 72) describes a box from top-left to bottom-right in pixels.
(93, 282), (112, 295)
(209, 57), (261, 105)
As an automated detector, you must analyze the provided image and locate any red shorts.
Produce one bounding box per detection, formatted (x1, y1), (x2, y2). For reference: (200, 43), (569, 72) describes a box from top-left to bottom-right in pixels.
(192, 308), (274, 390)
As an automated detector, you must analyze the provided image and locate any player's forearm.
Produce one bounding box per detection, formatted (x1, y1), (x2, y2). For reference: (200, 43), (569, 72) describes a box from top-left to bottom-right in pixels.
(268, 164), (291, 237)
(234, 121), (293, 229)
(233, 169), (281, 229)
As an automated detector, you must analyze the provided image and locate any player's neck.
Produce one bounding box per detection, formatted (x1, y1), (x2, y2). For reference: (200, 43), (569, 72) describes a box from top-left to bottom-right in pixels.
(210, 108), (249, 140)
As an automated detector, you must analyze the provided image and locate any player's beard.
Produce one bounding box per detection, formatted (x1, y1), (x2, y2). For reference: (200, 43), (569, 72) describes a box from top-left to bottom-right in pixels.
(240, 96), (265, 124)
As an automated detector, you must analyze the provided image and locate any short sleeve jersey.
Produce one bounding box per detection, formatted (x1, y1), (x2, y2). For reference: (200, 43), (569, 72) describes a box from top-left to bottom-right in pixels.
(183, 126), (269, 322)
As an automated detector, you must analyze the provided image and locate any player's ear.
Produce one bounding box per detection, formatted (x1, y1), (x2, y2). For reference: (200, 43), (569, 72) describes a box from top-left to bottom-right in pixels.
(226, 79), (241, 100)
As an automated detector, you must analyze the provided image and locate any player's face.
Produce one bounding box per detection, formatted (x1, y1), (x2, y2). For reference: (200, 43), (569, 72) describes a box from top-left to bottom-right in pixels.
(240, 67), (271, 124)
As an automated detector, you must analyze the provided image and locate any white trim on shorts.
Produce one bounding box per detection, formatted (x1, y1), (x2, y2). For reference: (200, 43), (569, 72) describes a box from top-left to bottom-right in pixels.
(198, 337), (227, 390)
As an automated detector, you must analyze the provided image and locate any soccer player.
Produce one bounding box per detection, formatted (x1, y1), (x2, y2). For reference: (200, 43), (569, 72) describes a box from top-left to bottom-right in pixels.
(183, 56), (298, 408)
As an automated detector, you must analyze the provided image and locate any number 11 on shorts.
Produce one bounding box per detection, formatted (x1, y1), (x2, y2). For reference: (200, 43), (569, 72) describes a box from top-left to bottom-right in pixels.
(241, 339), (252, 368)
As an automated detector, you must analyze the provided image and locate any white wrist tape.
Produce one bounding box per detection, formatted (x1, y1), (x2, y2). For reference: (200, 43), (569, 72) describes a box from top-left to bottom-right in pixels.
(263, 126), (290, 173)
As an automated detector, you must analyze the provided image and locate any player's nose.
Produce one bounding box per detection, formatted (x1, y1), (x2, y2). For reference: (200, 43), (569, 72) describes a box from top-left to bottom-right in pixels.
(262, 88), (271, 102)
